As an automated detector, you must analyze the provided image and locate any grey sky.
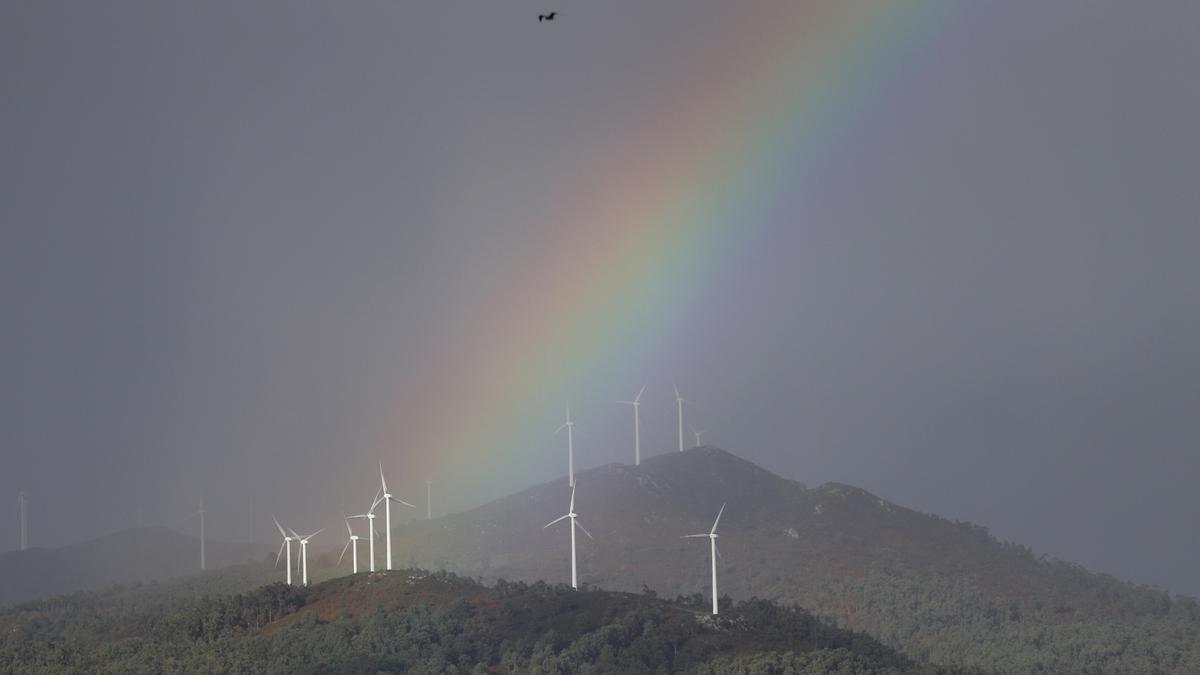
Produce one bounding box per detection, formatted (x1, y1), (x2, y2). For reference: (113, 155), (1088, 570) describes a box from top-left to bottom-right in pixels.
(2, 1), (1198, 596)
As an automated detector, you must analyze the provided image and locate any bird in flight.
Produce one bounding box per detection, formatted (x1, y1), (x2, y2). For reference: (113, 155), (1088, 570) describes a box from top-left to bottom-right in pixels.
(538, 12), (558, 22)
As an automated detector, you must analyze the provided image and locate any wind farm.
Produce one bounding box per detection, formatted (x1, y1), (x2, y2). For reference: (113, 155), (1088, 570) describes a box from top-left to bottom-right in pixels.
(3, 0), (1197, 672)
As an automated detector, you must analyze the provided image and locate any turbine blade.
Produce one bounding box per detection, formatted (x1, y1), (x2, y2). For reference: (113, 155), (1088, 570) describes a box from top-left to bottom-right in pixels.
(635, 384), (646, 403)
(711, 503), (726, 535)
(574, 520), (594, 540)
(680, 534), (708, 538)
(555, 423), (567, 434)
(273, 516), (286, 538)
(390, 497), (417, 509)
(379, 463), (387, 492)
(544, 514), (570, 529)
(306, 528), (325, 539)
(714, 541), (723, 562)
(287, 527), (301, 539)
(338, 539), (352, 566)
(345, 519), (353, 535)
(569, 484), (576, 512)
(275, 541), (286, 567)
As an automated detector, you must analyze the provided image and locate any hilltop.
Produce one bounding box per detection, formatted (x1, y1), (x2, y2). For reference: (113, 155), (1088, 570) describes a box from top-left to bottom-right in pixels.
(0, 567), (977, 674)
(377, 446), (1200, 673)
(0, 526), (270, 607)
(6, 447), (1198, 672)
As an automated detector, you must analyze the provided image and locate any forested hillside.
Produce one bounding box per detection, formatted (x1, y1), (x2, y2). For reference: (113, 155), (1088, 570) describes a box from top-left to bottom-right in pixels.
(375, 447), (1200, 673)
(0, 568), (978, 674)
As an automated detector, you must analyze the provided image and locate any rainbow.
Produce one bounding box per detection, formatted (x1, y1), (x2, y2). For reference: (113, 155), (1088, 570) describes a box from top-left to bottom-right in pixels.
(385, 2), (969, 501)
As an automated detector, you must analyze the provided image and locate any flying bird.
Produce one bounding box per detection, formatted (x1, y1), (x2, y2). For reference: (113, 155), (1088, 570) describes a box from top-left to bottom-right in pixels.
(539, 12), (557, 22)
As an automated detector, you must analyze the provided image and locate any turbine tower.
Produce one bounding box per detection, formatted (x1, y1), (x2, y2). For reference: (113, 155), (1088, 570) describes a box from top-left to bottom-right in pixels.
(288, 527), (324, 586)
(379, 464), (416, 571)
(690, 425), (708, 448)
(556, 403), (576, 486)
(619, 385), (647, 465)
(200, 498), (205, 570)
(674, 384), (690, 453)
(682, 503), (725, 615)
(272, 517), (294, 585)
(348, 488), (382, 572)
(543, 483), (593, 590)
(187, 498), (207, 571)
(338, 517), (361, 574)
(16, 492), (28, 551)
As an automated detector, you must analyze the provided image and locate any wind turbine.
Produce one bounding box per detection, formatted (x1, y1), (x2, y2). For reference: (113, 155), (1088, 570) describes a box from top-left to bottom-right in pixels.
(347, 488), (382, 572)
(288, 527), (324, 586)
(543, 483), (593, 590)
(16, 492), (28, 551)
(556, 403), (576, 486)
(379, 464), (416, 571)
(185, 498), (206, 570)
(338, 517), (361, 574)
(674, 384), (692, 453)
(690, 425), (708, 448)
(619, 385), (647, 465)
(199, 498), (205, 570)
(681, 503), (725, 615)
(272, 516), (294, 585)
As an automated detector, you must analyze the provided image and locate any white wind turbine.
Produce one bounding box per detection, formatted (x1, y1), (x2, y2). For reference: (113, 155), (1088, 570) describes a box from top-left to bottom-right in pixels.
(619, 385), (647, 465)
(681, 503), (725, 615)
(16, 492), (28, 551)
(379, 464), (416, 571)
(338, 517), (361, 574)
(674, 384), (693, 453)
(690, 425), (708, 448)
(556, 403), (576, 486)
(543, 483), (593, 590)
(347, 488), (382, 572)
(288, 527), (324, 586)
(184, 498), (206, 571)
(272, 516), (295, 585)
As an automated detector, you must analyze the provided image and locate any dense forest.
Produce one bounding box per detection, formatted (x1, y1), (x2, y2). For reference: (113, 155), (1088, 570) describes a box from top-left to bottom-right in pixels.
(0, 568), (980, 674)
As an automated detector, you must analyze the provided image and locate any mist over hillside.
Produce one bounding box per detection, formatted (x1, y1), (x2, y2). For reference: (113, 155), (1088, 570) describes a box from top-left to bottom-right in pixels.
(370, 447), (1200, 673)
(4, 447), (1197, 672)
(0, 526), (270, 607)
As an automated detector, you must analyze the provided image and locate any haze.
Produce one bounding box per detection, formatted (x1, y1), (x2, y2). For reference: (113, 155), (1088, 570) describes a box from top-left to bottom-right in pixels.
(2, 0), (1198, 599)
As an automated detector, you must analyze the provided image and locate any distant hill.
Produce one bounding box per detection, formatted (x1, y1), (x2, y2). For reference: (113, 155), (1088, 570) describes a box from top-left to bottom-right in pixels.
(371, 447), (1200, 673)
(0, 526), (270, 607)
(0, 567), (978, 673)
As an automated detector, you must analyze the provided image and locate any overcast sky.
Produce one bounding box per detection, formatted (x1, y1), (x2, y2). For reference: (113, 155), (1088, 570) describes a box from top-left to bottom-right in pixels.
(3, 1), (1198, 596)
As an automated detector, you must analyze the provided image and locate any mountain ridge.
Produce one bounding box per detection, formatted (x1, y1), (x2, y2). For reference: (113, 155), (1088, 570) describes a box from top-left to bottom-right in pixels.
(0, 525), (270, 607)
(375, 445), (1199, 672)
